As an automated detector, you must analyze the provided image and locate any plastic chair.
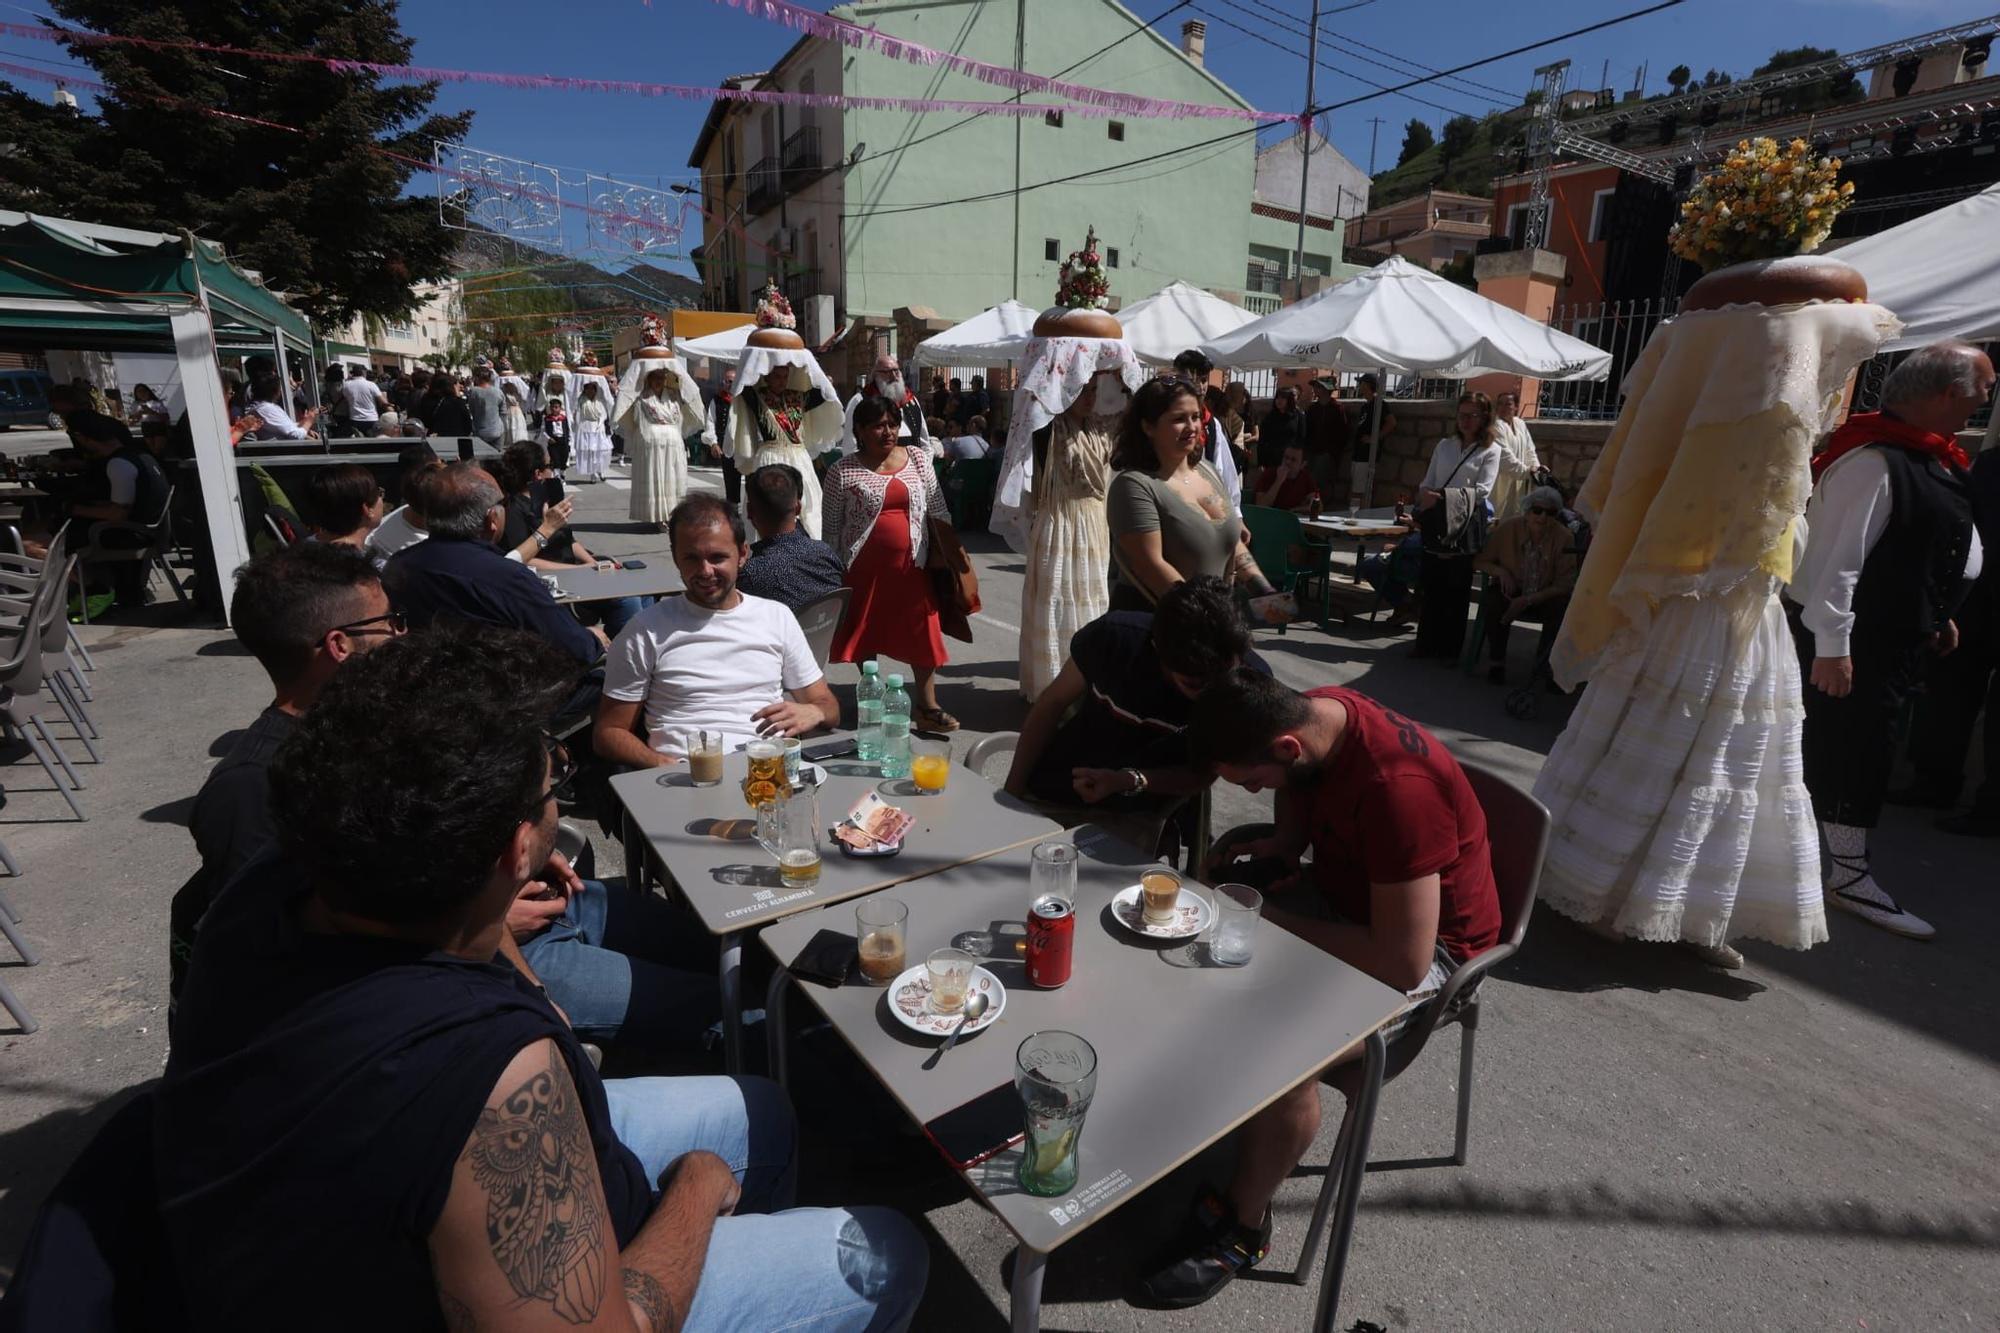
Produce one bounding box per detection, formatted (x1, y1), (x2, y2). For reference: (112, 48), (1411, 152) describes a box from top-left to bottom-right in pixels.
(0, 552), (100, 756)
(792, 587), (852, 670)
(1210, 756), (1548, 1329)
(0, 567), (89, 819)
(0, 538), (95, 697)
(1242, 505), (1335, 624)
(76, 485), (185, 623)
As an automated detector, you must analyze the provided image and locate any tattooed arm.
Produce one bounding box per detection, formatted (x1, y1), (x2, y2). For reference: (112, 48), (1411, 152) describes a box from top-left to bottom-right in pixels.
(429, 1039), (734, 1330)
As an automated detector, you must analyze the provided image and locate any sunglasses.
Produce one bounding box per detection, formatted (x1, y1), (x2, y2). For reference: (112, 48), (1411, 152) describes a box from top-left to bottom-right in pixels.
(327, 610), (407, 639)
(520, 733), (576, 823)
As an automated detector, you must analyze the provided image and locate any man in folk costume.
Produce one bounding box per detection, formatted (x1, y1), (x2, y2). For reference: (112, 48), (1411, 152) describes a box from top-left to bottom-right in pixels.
(1534, 274), (1900, 968)
(1787, 340), (1993, 940)
(993, 252), (1147, 701)
(730, 284), (843, 539)
(841, 355), (933, 456)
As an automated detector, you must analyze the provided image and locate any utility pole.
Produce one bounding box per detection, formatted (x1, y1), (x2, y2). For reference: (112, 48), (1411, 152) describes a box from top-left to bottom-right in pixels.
(1293, 0), (1321, 284)
(1366, 116), (1385, 174)
(1012, 0), (1026, 301)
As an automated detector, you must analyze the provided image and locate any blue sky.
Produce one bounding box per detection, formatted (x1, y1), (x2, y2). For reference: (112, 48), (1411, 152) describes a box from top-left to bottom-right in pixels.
(4, 0), (1989, 277)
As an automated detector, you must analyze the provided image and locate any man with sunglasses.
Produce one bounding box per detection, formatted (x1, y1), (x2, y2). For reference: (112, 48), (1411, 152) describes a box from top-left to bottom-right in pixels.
(161, 626), (928, 1331)
(172, 545), (405, 1009)
(1471, 483), (1579, 685)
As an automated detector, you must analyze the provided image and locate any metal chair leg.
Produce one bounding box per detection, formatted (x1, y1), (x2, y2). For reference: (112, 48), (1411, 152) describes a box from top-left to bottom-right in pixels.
(1312, 1030), (1387, 1333)
(0, 883), (19, 924)
(1291, 1084), (1359, 1284)
(1453, 1004), (1480, 1167)
(1, 908), (38, 965)
(29, 717), (85, 789)
(157, 555), (188, 602)
(46, 679), (100, 762)
(52, 670), (99, 743)
(66, 626), (96, 672)
(23, 727), (85, 819)
(63, 660), (91, 703)
(0, 974), (36, 1033)
(765, 968), (793, 1095)
(0, 836), (19, 877)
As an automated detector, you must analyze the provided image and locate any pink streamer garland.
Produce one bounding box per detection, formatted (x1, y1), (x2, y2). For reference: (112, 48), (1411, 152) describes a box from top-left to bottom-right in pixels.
(710, 0), (1294, 125)
(0, 18), (1286, 123)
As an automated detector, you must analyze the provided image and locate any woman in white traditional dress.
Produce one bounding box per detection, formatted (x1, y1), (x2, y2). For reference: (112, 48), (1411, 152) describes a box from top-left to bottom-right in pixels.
(613, 332), (705, 530)
(1535, 294), (1899, 968)
(728, 287), (844, 539)
(573, 378), (612, 482)
(500, 382), (530, 446)
(1488, 390), (1540, 519)
(994, 326), (1146, 701)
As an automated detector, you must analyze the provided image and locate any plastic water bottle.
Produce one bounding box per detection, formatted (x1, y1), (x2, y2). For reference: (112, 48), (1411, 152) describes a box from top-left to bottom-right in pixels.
(855, 662), (884, 763)
(880, 673), (912, 779)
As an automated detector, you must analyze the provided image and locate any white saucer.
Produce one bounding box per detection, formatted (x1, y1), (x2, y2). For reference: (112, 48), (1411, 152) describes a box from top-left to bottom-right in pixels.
(887, 964), (1007, 1037)
(1111, 884), (1213, 941)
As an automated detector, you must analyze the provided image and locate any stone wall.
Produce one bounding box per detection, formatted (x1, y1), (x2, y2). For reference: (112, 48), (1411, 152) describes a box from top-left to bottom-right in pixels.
(1356, 398), (1612, 504)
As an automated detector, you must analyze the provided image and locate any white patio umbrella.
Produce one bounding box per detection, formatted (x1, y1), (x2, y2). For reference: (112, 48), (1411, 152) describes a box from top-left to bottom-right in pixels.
(673, 321), (755, 367)
(910, 299), (1039, 366)
(1199, 256), (1613, 380)
(1117, 280), (1261, 367)
(1833, 182), (2000, 353)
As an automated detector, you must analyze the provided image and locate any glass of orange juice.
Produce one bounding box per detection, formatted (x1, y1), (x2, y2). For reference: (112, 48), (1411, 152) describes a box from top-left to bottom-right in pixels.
(910, 735), (951, 795)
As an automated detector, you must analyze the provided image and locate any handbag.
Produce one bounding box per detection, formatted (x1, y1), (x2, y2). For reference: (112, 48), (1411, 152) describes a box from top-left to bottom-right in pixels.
(1418, 444), (1490, 557)
(925, 511), (980, 643)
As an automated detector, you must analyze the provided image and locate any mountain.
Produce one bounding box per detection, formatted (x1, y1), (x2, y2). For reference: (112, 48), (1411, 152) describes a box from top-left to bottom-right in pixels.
(449, 227), (701, 313)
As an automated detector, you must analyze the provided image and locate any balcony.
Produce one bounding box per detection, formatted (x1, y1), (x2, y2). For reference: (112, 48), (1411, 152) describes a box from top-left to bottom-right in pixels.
(1244, 265), (1283, 295)
(746, 157), (781, 215)
(782, 268), (824, 314)
(782, 125), (822, 176)
(1243, 292), (1282, 316)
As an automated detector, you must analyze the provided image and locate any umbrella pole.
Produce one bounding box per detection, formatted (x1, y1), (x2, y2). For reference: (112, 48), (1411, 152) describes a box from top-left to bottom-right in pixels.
(1351, 367), (1384, 510)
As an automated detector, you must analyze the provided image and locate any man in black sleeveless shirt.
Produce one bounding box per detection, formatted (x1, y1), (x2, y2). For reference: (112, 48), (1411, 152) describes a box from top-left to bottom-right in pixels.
(160, 626), (927, 1331)
(1790, 340), (1994, 940)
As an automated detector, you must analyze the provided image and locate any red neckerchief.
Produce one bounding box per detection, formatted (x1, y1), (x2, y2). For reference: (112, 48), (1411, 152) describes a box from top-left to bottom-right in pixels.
(861, 383), (917, 408)
(1814, 411), (1970, 479)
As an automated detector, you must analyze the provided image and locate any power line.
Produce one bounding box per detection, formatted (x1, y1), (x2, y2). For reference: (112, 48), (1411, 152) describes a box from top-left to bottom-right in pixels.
(1216, 0), (1513, 107)
(1193, 3), (1489, 119)
(840, 0), (1684, 221)
(1318, 30), (1519, 100)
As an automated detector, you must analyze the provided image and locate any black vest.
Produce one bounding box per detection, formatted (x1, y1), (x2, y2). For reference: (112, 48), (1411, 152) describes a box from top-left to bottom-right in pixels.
(91, 443), (170, 524)
(1850, 442), (1976, 652)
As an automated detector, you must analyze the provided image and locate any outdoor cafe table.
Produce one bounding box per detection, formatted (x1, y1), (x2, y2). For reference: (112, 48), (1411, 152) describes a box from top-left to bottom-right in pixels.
(757, 826), (1408, 1332)
(608, 750), (1062, 1072)
(544, 562), (683, 603)
(1303, 506), (1412, 585)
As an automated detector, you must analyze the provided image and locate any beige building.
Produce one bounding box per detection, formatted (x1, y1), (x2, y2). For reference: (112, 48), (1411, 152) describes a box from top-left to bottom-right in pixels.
(1349, 189), (1493, 269)
(323, 280), (462, 372)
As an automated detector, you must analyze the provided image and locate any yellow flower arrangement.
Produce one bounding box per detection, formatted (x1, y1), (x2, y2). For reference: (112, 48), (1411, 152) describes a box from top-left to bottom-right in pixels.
(1667, 137), (1856, 269)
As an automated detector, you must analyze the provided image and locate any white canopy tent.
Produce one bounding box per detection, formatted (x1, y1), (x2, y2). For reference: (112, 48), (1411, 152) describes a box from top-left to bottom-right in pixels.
(1199, 256), (1614, 380)
(673, 321), (754, 367)
(1116, 281), (1261, 367)
(910, 299), (1039, 367)
(1834, 183), (2000, 353)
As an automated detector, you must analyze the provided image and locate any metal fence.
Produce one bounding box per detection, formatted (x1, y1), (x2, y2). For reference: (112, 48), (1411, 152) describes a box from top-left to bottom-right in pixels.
(1535, 297), (1679, 420)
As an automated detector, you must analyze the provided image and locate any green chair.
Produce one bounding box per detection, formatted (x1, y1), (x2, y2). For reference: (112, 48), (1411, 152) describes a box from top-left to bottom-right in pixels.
(1241, 505), (1335, 625)
(944, 456), (1000, 532)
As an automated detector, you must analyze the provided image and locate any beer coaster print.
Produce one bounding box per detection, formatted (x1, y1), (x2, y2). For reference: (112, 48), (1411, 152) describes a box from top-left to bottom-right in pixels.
(887, 965), (1007, 1037)
(1110, 885), (1214, 941)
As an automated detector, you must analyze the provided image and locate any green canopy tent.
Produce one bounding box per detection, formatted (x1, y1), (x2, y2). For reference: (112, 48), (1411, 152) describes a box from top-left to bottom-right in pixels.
(0, 211), (317, 620)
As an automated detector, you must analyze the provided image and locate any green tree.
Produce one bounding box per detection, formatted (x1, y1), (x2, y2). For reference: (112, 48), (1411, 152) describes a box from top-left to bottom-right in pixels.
(1701, 69), (1732, 88)
(458, 274), (569, 370)
(1396, 118), (1435, 167)
(1667, 64), (1691, 94)
(0, 0), (472, 325)
(1438, 114), (1480, 166)
(1753, 46), (1860, 111)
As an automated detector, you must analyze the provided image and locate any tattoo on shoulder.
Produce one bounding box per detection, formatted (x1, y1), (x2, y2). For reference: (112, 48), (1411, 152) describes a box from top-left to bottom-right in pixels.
(467, 1045), (606, 1324)
(438, 1290), (477, 1333)
(623, 1268), (677, 1333)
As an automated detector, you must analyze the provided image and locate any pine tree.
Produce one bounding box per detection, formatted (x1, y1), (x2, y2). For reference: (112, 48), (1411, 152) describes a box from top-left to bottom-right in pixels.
(1396, 118), (1435, 167)
(0, 1), (472, 324)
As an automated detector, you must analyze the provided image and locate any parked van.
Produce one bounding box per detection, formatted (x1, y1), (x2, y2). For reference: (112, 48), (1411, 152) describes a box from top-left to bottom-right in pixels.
(0, 370), (58, 430)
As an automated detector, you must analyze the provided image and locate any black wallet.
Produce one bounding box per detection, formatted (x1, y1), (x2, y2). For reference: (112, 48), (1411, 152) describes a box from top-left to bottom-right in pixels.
(790, 929), (857, 987)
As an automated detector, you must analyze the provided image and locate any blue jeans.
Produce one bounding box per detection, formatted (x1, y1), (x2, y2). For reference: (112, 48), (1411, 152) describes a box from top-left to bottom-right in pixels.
(604, 1076), (928, 1331)
(521, 880), (720, 1048)
(1359, 531), (1423, 607)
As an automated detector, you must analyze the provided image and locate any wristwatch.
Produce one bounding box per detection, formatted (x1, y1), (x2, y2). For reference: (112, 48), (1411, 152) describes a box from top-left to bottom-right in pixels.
(1123, 768), (1147, 795)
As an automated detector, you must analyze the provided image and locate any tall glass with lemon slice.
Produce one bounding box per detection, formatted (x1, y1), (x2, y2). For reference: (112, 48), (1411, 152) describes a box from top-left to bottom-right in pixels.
(910, 734), (951, 795)
(1015, 1030), (1097, 1197)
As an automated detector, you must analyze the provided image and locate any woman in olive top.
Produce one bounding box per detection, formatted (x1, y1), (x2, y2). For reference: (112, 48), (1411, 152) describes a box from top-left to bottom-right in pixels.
(1107, 378), (1273, 612)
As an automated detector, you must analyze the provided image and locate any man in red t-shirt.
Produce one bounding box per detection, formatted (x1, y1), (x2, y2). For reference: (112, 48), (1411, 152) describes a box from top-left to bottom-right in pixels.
(1139, 669), (1500, 1310)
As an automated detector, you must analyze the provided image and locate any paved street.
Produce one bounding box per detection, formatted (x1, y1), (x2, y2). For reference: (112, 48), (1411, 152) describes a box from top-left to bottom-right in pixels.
(1, 464), (1995, 1329)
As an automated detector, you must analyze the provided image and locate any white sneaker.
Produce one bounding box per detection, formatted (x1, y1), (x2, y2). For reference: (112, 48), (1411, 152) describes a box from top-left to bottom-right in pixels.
(1682, 941), (1744, 969)
(1826, 860), (1936, 940)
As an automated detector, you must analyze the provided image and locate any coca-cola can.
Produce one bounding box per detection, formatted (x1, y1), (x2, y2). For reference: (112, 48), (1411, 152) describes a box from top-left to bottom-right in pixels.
(1026, 893), (1074, 988)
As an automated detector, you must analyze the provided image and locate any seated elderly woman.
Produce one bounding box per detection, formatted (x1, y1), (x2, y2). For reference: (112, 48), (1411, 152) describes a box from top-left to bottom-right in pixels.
(1470, 483), (1579, 683)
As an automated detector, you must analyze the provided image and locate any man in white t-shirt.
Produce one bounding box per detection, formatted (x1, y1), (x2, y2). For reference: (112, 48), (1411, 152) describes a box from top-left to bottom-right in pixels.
(336, 365), (386, 436)
(595, 494), (841, 764)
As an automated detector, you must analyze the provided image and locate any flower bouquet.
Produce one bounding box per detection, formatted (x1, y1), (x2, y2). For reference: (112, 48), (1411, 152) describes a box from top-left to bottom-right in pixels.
(1668, 137), (1855, 270)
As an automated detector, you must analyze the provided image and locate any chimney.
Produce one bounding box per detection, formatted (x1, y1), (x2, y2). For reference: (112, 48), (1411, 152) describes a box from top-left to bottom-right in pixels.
(1181, 19), (1206, 68)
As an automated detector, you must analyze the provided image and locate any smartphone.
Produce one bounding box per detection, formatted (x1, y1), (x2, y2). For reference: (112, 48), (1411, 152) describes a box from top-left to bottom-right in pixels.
(621, 558), (648, 570)
(543, 476), (565, 506)
(803, 737), (858, 762)
(922, 1083), (1024, 1171)
(789, 928), (855, 988)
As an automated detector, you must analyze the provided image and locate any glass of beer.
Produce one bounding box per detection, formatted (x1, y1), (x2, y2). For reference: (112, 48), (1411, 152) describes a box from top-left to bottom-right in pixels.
(755, 787), (820, 888)
(925, 947), (976, 1016)
(855, 898), (907, 985)
(686, 729), (725, 787)
(742, 738), (790, 810)
(1140, 869), (1182, 925)
(910, 735), (951, 795)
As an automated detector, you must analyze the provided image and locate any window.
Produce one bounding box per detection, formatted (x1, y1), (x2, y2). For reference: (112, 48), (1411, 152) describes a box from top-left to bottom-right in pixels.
(1108, 121), (1126, 141)
(1045, 109), (1064, 128)
(1106, 247), (1120, 268)
(1505, 201), (1533, 246)
(1588, 188), (1617, 243)
(1045, 238), (1060, 261)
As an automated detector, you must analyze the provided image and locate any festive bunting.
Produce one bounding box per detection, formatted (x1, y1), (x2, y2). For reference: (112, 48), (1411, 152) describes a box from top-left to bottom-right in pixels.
(0, 19), (1282, 123)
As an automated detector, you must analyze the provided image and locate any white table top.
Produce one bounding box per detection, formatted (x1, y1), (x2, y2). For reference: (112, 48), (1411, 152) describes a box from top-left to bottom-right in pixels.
(545, 563), (684, 602)
(757, 826), (1409, 1255)
(610, 749), (1062, 938)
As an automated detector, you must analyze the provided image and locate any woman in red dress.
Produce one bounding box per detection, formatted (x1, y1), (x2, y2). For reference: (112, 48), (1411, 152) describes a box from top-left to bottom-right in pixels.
(824, 396), (959, 731)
